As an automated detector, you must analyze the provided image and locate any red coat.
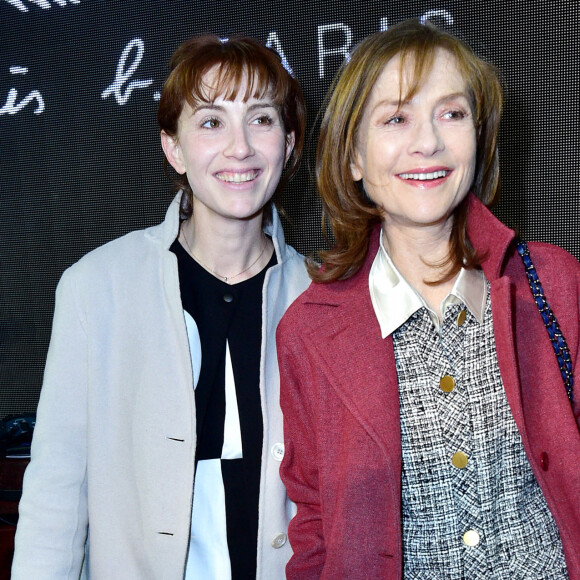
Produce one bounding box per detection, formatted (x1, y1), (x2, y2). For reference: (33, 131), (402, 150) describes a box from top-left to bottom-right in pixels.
(277, 195), (580, 579)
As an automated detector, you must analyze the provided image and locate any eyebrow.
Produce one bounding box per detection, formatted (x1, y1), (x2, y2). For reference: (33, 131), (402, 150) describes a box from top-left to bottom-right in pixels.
(192, 101), (277, 115)
(370, 99), (404, 113)
(370, 91), (470, 114)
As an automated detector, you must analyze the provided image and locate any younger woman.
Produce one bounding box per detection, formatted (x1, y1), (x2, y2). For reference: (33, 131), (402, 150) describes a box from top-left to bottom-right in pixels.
(13, 36), (309, 579)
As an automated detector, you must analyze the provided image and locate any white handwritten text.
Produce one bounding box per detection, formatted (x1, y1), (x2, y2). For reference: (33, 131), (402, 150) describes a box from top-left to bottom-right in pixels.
(101, 38), (153, 105)
(0, 66), (45, 116)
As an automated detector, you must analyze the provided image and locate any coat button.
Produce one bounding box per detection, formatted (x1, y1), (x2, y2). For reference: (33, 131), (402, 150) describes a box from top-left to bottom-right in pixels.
(271, 533), (287, 549)
(456, 309), (467, 326)
(452, 451), (469, 469)
(540, 452), (549, 471)
(223, 293), (234, 303)
(440, 375), (455, 393)
(462, 529), (480, 546)
(271, 443), (285, 461)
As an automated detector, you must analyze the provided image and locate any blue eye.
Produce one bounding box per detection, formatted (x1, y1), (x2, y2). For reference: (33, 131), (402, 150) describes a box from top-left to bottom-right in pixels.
(386, 115), (406, 125)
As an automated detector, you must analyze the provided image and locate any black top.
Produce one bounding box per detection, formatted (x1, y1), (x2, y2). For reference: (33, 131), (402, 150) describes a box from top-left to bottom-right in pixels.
(171, 239), (276, 580)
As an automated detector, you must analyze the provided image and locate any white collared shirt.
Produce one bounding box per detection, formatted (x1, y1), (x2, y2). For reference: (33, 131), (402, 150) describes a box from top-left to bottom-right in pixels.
(369, 232), (486, 337)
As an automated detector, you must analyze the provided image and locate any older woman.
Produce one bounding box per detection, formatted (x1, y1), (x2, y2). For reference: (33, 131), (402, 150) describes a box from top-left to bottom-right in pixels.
(277, 19), (579, 579)
(12, 36), (310, 579)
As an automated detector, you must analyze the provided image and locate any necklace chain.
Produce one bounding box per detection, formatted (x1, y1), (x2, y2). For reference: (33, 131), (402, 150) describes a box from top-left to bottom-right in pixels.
(181, 230), (268, 284)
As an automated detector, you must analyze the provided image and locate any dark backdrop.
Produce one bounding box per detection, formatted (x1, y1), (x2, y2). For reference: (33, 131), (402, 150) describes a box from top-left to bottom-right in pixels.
(1, 0), (579, 416)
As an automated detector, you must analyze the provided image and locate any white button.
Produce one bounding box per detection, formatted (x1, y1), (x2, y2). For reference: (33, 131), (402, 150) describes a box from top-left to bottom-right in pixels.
(271, 532), (287, 549)
(271, 443), (285, 461)
(462, 529), (480, 546)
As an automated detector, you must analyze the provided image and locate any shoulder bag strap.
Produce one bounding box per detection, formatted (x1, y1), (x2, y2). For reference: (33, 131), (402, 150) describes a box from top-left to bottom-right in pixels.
(516, 239), (574, 405)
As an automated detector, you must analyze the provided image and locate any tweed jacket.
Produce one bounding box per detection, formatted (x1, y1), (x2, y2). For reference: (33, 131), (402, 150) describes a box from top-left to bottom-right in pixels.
(277, 195), (580, 579)
(12, 193), (311, 580)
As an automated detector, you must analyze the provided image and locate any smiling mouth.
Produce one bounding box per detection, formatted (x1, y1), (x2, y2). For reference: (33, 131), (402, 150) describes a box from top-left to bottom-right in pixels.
(216, 171), (259, 183)
(398, 170), (450, 181)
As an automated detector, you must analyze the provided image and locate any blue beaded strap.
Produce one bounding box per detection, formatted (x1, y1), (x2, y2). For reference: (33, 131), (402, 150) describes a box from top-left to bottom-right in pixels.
(516, 239), (574, 405)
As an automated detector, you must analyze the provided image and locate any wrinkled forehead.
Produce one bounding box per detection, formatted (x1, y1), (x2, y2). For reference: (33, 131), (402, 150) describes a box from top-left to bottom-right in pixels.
(187, 63), (276, 108)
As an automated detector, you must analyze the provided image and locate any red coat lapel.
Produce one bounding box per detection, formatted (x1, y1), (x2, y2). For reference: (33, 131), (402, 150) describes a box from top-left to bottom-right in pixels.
(301, 227), (402, 463)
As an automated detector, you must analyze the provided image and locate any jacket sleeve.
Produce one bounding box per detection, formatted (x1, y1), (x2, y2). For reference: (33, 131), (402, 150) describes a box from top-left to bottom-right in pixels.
(277, 316), (326, 579)
(12, 267), (89, 579)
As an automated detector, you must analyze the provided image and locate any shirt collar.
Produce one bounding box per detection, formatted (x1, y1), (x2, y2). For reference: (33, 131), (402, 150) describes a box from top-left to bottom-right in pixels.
(369, 232), (486, 338)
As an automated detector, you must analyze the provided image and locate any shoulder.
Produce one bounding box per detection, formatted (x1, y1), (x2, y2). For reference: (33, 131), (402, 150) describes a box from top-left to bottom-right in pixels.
(502, 241), (579, 351)
(504, 241), (580, 285)
(270, 240), (311, 300)
(283, 246), (309, 277)
(520, 242), (579, 318)
(525, 241), (579, 272)
(280, 243), (307, 271)
(291, 257), (372, 305)
(64, 195), (180, 285)
(62, 222), (168, 290)
(277, 275), (351, 336)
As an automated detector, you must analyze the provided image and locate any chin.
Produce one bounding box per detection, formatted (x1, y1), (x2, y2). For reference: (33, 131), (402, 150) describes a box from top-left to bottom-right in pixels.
(227, 206), (265, 220)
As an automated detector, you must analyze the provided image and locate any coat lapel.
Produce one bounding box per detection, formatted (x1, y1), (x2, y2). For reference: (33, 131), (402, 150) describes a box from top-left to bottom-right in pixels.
(307, 299), (401, 460)
(302, 231), (402, 462)
(489, 277), (527, 438)
(468, 195), (530, 439)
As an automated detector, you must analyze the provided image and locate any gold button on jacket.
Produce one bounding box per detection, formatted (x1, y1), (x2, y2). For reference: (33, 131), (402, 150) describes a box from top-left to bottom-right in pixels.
(440, 375), (455, 393)
(452, 451), (469, 469)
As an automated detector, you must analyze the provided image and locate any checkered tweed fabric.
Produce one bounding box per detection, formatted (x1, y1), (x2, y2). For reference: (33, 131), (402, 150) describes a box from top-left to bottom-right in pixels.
(393, 284), (568, 579)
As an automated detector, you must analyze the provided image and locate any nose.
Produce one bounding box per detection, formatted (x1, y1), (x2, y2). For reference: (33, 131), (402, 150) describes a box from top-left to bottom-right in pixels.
(408, 118), (444, 157)
(225, 122), (255, 159)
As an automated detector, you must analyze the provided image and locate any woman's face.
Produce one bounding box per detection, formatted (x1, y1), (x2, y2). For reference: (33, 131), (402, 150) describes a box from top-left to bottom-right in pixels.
(161, 68), (294, 224)
(351, 48), (476, 234)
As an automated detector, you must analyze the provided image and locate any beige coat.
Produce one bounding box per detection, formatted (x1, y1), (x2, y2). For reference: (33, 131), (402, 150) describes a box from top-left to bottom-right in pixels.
(12, 193), (311, 579)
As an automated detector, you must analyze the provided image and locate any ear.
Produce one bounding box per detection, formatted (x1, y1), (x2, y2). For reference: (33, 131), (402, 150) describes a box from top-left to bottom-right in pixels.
(350, 150), (364, 182)
(284, 131), (296, 165)
(160, 130), (186, 175)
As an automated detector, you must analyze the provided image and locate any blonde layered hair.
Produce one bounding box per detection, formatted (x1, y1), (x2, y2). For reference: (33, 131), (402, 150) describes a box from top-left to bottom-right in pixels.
(312, 19), (503, 282)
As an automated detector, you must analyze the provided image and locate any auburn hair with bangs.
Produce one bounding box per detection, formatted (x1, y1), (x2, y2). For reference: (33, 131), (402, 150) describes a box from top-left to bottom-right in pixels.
(157, 35), (305, 220)
(311, 19), (504, 283)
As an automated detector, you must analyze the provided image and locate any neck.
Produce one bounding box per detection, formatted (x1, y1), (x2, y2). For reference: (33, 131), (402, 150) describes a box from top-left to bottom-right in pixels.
(179, 209), (272, 284)
(382, 221), (457, 317)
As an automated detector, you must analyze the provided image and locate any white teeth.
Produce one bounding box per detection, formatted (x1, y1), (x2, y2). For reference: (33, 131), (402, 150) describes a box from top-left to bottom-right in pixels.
(216, 171), (258, 183)
(399, 170), (448, 180)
